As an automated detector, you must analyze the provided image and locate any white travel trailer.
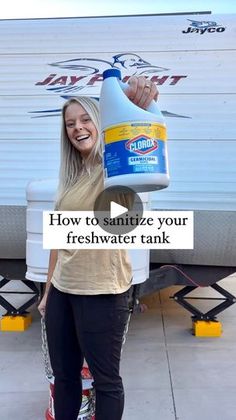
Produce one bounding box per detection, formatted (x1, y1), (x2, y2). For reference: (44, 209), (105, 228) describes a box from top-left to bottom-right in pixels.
(0, 12), (235, 318)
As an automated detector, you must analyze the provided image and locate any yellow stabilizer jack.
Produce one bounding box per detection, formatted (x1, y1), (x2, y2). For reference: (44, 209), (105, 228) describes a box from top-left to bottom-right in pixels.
(193, 320), (222, 337)
(0, 314), (32, 332)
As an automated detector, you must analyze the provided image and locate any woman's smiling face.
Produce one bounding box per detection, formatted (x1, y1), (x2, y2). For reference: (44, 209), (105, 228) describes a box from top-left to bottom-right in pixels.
(64, 102), (98, 159)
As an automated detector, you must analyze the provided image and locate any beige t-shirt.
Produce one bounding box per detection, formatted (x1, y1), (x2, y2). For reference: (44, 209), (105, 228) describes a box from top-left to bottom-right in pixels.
(51, 163), (133, 295)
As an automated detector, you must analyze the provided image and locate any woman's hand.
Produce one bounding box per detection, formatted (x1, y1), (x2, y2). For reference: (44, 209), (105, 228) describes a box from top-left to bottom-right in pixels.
(38, 292), (48, 317)
(125, 76), (159, 109)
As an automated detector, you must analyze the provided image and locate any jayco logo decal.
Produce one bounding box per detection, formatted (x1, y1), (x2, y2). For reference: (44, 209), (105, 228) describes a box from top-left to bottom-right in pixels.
(182, 19), (226, 34)
(125, 136), (158, 155)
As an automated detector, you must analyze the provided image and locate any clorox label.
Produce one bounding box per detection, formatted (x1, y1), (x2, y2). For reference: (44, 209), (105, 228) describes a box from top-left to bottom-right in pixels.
(125, 135), (158, 155)
(103, 122), (167, 177)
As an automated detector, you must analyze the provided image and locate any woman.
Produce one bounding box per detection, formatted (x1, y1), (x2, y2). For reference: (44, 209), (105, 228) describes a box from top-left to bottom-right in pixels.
(38, 75), (158, 420)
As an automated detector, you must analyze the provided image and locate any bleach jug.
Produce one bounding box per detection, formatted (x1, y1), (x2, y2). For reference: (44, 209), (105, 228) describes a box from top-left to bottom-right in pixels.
(100, 68), (169, 192)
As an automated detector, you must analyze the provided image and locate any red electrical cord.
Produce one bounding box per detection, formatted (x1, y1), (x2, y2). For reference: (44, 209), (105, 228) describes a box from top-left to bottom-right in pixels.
(159, 264), (205, 288)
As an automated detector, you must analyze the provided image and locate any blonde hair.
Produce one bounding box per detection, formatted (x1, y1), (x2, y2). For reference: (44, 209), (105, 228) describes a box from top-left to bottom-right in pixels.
(55, 96), (102, 208)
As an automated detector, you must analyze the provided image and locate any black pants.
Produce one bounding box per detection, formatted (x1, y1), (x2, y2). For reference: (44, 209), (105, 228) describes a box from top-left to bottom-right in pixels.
(45, 285), (130, 420)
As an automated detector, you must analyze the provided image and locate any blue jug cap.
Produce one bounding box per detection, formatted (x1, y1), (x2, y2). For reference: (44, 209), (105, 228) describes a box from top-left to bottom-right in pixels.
(103, 69), (121, 80)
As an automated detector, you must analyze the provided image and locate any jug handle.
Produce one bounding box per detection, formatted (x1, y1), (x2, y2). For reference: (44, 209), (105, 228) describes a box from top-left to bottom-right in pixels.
(119, 80), (161, 115)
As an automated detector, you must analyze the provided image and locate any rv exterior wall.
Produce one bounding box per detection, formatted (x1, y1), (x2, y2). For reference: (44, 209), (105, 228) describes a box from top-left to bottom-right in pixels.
(0, 13), (235, 271)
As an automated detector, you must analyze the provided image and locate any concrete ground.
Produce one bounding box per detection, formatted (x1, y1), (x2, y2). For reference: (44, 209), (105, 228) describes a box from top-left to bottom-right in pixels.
(1, 274), (236, 419)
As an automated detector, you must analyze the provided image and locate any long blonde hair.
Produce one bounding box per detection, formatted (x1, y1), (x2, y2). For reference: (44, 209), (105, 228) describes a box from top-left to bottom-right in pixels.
(55, 96), (102, 208)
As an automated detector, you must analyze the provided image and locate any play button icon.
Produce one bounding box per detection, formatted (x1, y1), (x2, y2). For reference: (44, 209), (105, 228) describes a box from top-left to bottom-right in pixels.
(94, 185), (144, 235)
(110, 201), (128, 219)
